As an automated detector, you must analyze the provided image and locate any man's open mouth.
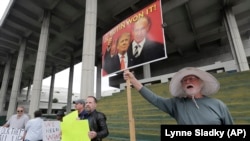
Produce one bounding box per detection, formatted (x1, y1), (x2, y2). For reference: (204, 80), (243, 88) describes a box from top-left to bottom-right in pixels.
(186, 85), (194, 89)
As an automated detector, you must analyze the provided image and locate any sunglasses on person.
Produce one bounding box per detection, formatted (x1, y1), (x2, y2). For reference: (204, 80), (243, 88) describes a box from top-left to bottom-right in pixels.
(181, 76), (199, 83)
(17, 110), (23, 113)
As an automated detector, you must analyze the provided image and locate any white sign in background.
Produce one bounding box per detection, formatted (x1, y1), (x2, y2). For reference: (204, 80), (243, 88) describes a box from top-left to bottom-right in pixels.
(0, 127), (24, 141)
(42, 121), (61, 141)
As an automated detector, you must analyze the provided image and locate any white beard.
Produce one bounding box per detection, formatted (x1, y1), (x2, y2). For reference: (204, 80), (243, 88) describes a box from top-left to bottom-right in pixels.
(185, 88), (200, 96)
(184, 85), (203, 96)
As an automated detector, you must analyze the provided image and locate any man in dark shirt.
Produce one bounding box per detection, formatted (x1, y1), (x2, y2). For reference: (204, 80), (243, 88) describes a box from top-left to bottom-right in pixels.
(84, 96), (109, 141)
(56, 110), (65, 122)
(73, 99), (88, 119)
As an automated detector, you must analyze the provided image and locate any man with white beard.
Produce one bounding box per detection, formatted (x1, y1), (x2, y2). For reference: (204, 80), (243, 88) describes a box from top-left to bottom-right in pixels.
(123, 67), (234, 124)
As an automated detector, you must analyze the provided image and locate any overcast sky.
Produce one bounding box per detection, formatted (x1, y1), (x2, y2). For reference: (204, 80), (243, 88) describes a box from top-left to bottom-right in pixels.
(0, 1), (10, 19)
(0, 1), (117, 93)
(42, 63), (116, 93)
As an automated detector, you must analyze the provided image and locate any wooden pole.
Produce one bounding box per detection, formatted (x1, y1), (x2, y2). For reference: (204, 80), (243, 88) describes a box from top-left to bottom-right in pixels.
(126, 77), (136, 141)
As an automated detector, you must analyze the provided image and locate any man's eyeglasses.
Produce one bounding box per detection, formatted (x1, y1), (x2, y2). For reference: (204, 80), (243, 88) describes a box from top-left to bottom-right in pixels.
(181, 76), (199, 83)
(17, 110), (23, 113)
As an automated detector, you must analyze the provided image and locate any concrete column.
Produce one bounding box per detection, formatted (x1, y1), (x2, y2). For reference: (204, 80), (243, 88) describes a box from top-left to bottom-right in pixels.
(96, 64), (101, 100)
(6, 40), (26, 119)
(143, 64), (151, 86)
(47, 65), (55, 114)
(223, 7), (249, 71)
(80, 0), (97, 99)
(26, 79), (31, 101)
(66, 55), (74, 113)
(0, 55), (12, 115)
(143, 64), (151, 78)
(29, 11), (50, 118)
(0, 65), (4, 81)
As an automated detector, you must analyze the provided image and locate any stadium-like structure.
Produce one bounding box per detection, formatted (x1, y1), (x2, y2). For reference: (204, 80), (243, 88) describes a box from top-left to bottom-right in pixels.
(0, 0), (249, 122)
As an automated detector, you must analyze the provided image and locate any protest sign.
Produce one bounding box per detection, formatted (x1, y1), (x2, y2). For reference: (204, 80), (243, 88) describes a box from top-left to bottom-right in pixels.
(42, 121), (61, 141)
(61, 111), (90, 141)
(0, 127), (24, 141)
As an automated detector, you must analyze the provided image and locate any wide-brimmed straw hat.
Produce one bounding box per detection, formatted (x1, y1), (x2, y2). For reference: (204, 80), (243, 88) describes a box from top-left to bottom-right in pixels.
(169, 67), (220, 97)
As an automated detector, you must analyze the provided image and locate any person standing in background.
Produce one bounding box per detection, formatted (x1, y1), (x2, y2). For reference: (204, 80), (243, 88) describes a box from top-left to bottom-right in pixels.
(3, 106), (29, 129)
(56, 110), (65, 122)
(23, 110), (43, 141)
(73, 99), (88, 119)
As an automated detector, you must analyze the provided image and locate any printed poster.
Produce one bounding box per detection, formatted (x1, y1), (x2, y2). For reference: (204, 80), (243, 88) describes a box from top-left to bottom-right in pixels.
(0, 127), (24, 141)
(42, 121), (61, 141)
(102, 0), (167, 76)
